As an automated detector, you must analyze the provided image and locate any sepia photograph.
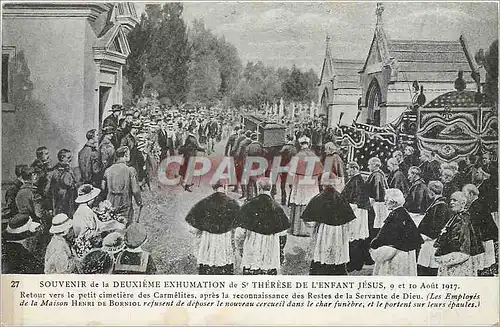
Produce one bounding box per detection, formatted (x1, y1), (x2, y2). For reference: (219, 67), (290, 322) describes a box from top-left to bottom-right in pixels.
(1, 1), (498, 280)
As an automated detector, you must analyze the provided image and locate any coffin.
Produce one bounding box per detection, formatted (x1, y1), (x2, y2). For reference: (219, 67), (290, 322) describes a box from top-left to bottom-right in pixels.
(241, 114), (286, 148)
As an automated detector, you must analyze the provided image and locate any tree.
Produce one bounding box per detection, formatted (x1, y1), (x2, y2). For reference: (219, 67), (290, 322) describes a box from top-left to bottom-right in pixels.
(147, 3), (190, 104)
(123, 13), (151, 99)
(215, 36), (242, 96)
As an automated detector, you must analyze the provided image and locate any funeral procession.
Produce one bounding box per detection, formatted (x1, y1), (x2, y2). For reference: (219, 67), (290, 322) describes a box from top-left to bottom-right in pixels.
(1, 2), (498, 277)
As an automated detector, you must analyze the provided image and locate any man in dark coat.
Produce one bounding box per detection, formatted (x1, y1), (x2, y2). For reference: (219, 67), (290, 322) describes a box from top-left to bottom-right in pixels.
(404, 166), (433, 215)
(120, 123), (141, 174)
(2, 214), (44, 274)
(236, 131), (253, 199)
(31, 146), (52, 203)
(179, 125), (205, 192)
(237, 177), (290, 274)
(302, 174), (356, 275)
(366, 157), (388, 231)
(387, 158), (409, 197)
(206, 118), (219, 154)
(225, 126), (241, 156)
(157, 121), (175, 159)
(276, 135), (297, 205)
(99, 126), (116, 171)
(417, 181), (450, 276)
(342, 161), (371, 270)
(102, 104), (123, 148)
(185, 181), (241, 275)
(45, 149), (77, 218)
(418, 150), (441, 184)
(242, 132), (266, 199)
(475, 167), (498, 215)
(441, 168), (461, 200)
(78, 129), (102, 187)
(463, 184), (498, 276)
(4, 165), (27, 220)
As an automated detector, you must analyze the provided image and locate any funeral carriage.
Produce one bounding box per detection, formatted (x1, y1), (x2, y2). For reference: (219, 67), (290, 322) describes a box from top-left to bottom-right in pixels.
(335, 90), (498, 172)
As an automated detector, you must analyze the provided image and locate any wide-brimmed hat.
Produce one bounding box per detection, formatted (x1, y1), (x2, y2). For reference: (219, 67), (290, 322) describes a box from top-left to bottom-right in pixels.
(124, 223), (147, 249)
(102, 232), (125, 254)
(49, 213), (72, 234)
(75, 184), (101, 204)
(81, 249), (114, 274)
(5, 214), (40, 241)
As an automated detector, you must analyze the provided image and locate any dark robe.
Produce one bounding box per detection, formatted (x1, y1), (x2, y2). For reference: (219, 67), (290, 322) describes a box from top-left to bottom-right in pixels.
(185, 192), (240, 234)
(404, 178), (434, 214)
(442, 180), (462, 201)
(225, 133), (238, 156)
(2, 241), (44, 274)
(301, 187), (356, 226)
(45, 163), (77, 217)
(366, 170), (388, 202)
(238, 194), (289, 235)
(371, 207), (423, 252)
(478, 178), (498, 214)
(434, 211), (484, 257)
(342, 174), (370, 209)
(419, 160), (441, 184)
(4, 179), (23, 218)
(388, 169), (409, 196)
(179, 133), (204, 178)
(468, 198), (498, 242)
(418, 196), (450, 240)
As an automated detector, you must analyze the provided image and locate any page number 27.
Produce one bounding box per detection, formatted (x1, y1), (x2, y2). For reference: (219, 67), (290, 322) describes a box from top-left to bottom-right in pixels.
(11, 280), (20, 288)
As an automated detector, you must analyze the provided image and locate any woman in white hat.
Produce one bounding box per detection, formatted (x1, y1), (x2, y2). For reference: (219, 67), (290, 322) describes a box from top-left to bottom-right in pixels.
(45, 213), (77, 274)
(73, 184), (101, 238)
(73, 184), (102, 259)
(2, 213), (43, 274)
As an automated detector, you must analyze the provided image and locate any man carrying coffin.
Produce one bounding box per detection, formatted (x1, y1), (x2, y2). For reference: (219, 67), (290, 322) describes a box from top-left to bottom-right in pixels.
(185, 181), (241, 275)
(417, 181), (450, 276)
(301, 172), (357, 275)
(236, 177), (290, 275)
(341, 161), (371, 271)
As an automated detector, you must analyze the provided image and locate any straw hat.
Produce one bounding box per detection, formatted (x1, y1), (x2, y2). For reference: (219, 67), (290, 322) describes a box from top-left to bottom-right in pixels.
(102, 232), (125, 254)
(49, 213), (73, 234)
(124, 223), (147, 249)
(5, 214), (40, 241)
(75, 184), (101, 204)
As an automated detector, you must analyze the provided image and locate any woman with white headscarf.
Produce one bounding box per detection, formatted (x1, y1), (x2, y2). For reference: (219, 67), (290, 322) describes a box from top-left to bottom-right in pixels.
(370, 188), (423, 276)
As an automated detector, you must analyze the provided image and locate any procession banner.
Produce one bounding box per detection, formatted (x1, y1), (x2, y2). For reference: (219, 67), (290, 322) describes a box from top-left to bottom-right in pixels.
(1, 275), (498, 326)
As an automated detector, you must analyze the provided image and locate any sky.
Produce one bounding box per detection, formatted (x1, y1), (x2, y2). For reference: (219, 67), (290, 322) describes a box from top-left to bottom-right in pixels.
(134, 2), (498, 75)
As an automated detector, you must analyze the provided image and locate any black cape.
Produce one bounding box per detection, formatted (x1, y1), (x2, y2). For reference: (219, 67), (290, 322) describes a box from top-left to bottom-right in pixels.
(301, 187), (356, 226)
(238, 194), (290, 235)
(342, 174), (370, 210)
(434, 211), (484, 257)
(371, 207), (423, 252)
(418, 196), (450, 240)
(185, 192), (241, 234)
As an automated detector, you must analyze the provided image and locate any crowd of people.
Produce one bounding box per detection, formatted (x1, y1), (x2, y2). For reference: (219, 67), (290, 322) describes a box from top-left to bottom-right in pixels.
(2, 101), (498, 277)
(1, 102), (235, 274)
(190, 130), (499, 276)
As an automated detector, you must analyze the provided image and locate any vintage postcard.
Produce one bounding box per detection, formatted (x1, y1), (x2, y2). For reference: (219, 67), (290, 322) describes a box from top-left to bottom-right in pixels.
(1, 1), (498, 325)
